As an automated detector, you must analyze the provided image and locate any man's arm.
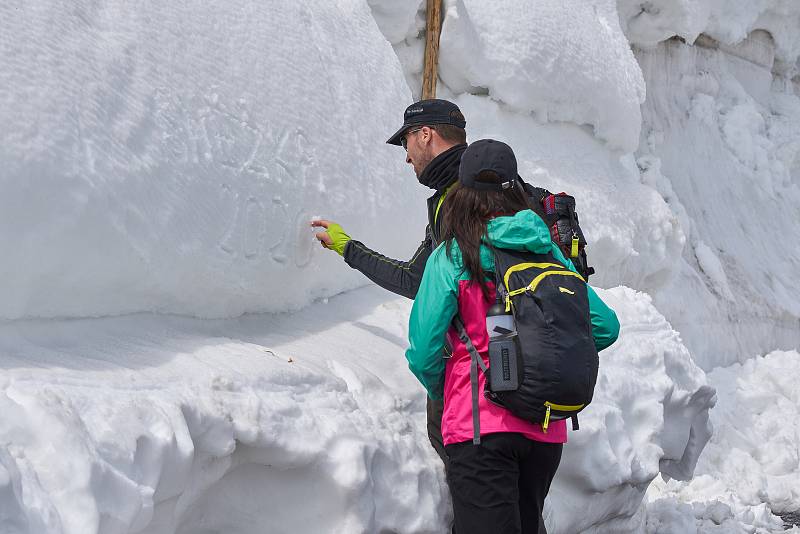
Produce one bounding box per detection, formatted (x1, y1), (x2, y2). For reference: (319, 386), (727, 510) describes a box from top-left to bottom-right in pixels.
(343, 229), (432, 299)
(311, 219), (432, 299)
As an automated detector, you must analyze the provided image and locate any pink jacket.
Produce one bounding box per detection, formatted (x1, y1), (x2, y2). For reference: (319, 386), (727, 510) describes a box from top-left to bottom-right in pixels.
(441, 280), (567, 446)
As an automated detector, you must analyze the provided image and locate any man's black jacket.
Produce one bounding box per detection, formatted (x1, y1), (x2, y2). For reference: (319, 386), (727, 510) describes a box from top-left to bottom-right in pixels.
(343, 144), (550, 299)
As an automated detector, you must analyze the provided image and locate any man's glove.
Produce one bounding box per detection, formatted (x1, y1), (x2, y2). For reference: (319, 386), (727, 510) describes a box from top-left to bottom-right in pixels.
(311, 219), (351, 256)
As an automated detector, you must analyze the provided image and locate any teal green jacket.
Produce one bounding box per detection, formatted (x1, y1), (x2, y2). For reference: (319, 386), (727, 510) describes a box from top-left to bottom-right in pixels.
(405, 209), (621, 400)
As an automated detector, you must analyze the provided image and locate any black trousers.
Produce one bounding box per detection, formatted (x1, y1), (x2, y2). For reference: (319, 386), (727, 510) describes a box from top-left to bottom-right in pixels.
(427, 397), (449, 467)
(444, 433), (563, 534)
(427, 398), (460, 534)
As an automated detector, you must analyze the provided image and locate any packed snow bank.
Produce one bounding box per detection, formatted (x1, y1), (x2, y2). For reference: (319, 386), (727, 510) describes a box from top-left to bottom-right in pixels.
(547, 286), (714, 533)
(452, 94), (687, 298)
(646, 349), (800, 533)
(0, 0), (425, 321)
(0, 285), (713, 534)
(367, 0), (422, 46)
(0, 287), (450, 534)
(366, 1), (427, 102)
(436, 0), (646, 152)
(636, 37), (800, 368)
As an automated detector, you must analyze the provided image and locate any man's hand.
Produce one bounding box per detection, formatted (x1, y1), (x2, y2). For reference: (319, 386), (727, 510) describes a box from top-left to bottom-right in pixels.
(311, 219), (351, 256)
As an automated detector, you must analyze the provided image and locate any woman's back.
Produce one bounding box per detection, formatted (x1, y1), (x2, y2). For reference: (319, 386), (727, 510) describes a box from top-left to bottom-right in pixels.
(434, 210), (570, 445)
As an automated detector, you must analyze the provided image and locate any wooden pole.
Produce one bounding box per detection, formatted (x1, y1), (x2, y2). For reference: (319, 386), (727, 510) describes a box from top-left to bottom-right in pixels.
(422, 0), (443, 99)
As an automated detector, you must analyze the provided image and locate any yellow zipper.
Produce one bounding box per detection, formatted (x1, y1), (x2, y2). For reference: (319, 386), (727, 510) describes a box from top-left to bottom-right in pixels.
(507, 270), (585, 300)
(542, 401), (585, 432)
(503, 262), (567, 291)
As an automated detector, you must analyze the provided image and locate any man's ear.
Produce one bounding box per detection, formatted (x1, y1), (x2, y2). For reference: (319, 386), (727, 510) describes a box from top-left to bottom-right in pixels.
(421, 126), (434, 145)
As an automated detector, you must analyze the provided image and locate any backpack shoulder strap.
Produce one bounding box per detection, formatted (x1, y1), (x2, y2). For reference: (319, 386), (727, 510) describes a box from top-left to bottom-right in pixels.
(452, 314), (488, 445)
(516, 175), (551, 201)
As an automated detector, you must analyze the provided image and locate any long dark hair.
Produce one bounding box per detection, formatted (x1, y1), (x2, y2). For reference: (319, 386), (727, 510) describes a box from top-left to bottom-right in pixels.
(440, 171), (533, 299)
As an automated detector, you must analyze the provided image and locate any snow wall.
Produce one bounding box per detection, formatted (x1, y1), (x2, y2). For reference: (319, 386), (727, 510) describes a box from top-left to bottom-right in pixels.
(0, 0), (426, 320)
(1, 0), (799, 533)
(3, 0), (798, 370)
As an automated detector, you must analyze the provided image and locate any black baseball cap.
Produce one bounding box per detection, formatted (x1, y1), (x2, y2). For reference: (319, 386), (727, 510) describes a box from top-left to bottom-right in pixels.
(386, 99), (466, 146)
(459, 139), (518, 191)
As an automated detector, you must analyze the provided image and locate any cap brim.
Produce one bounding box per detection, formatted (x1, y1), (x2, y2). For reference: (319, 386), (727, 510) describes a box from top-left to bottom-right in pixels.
(386, 124), (408, 146)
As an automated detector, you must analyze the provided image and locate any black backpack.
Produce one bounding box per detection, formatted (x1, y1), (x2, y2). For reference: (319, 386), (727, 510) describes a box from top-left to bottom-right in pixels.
(454, 246), (599, 445)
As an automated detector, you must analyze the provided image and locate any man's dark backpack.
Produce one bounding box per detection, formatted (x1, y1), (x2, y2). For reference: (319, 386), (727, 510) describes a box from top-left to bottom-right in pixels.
(525, 184), (594, 281)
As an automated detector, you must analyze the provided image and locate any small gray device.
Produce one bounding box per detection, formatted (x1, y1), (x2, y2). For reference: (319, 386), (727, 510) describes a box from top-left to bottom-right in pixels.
(487, 335), (521, 392)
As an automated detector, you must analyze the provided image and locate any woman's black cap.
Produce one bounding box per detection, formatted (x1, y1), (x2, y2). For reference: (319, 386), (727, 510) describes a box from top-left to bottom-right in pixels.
(459, 139), (518, 191)
(386, 99), (466, 145)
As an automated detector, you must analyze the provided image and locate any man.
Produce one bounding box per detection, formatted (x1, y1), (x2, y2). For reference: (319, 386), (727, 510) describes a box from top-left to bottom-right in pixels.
(312, 98), (467, 466)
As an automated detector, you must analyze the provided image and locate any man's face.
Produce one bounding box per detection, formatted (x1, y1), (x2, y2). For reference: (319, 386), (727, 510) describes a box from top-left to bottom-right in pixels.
(403, 126), (435, 178)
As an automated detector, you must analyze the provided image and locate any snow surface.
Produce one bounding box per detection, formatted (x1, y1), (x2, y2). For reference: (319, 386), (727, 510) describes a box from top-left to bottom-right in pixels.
(0, 288), (450, 534)
(547, 287), (714, 533)
(617, 0), (800, 68)
(646, 350), (800, 534)
(1, 0), (800, 532)
(0, 0), (425, 321)
(0, 285), (713, 534)
(437, 0), (646, 152)
(636, 36), (800, 368)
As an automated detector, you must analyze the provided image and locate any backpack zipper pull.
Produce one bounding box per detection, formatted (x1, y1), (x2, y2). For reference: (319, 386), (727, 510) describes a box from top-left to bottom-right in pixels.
(571, 234), (579, 258)
(543, 403), (551, 433)
(504, 294), (512, 313)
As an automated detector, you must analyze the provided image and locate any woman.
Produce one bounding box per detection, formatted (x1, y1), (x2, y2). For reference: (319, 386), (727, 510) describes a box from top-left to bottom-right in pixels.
(405, 139), (620, 534)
